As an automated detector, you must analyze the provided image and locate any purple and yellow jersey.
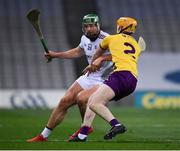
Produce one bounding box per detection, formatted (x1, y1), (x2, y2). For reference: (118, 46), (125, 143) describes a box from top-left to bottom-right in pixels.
(100, 33), (141, 77)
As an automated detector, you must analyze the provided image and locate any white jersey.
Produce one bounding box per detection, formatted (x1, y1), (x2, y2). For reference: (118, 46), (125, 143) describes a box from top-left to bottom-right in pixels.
(79, 30), (113, 81)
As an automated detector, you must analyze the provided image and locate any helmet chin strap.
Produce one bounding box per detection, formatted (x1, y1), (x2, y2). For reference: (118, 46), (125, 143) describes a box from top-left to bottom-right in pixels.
(118, 24), (133, 34)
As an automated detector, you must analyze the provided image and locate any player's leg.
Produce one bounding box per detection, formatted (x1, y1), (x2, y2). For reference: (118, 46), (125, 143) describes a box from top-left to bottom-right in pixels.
(69, 104), (96, 141)
(46, 82), (83, 128)
(27, 81), (83, 142)
(88, 84), (127, 139)
(69, 84), (114, 141)
(68, 86), (98, 141)
(88, 84), (115, 121)
(72, 71), (137, 141)
(88, 71), (137, 140)
(72, 72), (137, 141)
(70, 84), (122, 141)
(76, 85), (99, 120)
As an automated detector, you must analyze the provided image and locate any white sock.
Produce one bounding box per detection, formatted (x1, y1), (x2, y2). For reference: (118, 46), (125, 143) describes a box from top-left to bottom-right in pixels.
(41, 127), (52, 138)
(115, 123), (121, 126)
(78, 133), (87, 140)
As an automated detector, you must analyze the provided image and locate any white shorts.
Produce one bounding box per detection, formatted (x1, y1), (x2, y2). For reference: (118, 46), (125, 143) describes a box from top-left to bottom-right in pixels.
(76, 74), (104, 89)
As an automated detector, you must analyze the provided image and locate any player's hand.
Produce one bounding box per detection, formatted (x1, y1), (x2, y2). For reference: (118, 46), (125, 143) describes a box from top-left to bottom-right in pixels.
(82, 64), (99, 76)
(44, 51), (57, 59)
(92, 57), (103, 70)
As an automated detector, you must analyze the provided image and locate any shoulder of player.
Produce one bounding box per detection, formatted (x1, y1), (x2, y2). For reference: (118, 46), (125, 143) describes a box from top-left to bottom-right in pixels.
(103, 34), (116, 41)
(80, 35), (91, 43)
(81, 34), (86, 40)
(98, 30), (109, 39)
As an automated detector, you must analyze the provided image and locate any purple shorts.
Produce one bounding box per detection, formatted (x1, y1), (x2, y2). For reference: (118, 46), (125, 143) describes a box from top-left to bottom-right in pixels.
(104, 71), (137, 101)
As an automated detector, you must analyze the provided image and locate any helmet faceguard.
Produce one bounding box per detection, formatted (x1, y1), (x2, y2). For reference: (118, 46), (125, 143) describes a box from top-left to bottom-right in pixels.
(116, 17), (137, 35)
(82, 14), (100, 40)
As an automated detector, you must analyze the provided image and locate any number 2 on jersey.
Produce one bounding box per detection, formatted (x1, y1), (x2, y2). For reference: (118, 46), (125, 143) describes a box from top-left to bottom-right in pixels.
(123, 42), (136, 59)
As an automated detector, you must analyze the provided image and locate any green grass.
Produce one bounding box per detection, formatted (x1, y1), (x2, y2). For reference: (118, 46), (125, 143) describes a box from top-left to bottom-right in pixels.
(0, 107), (180, 150)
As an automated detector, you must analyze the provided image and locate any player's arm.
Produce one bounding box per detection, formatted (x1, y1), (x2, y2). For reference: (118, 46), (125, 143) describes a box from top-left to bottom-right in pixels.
(91, 35), (110, 64)
(82, 36), (110, 75)
(91, 46), (107, 64)
(82, 47), (108, 75)
(45, 47), (84, 59)
(92, 54), (112, 69)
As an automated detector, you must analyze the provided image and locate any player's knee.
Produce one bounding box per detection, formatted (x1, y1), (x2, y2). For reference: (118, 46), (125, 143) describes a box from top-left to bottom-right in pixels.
(58, 94), (74, 109)
(76, 93), (87, 105)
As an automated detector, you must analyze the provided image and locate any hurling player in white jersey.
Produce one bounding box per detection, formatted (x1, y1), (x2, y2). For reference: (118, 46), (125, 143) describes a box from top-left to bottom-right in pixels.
(27, 14), (112, 142)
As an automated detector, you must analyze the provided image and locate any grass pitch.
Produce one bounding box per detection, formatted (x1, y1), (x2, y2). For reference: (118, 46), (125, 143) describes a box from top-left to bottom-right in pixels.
(0, 107), (180, 150)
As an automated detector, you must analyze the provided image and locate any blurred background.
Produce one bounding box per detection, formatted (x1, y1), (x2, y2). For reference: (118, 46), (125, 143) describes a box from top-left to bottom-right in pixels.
(0, 0), (180, 109)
